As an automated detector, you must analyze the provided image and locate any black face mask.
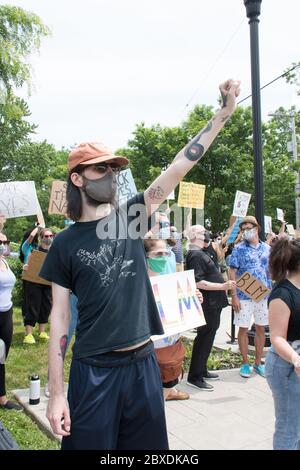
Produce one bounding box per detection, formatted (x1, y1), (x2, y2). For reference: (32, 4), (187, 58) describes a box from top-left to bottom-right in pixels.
(82, 171), (117, 204)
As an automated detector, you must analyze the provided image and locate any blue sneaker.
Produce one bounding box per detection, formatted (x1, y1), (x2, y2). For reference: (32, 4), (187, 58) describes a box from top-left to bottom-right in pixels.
(240, 363), (251, 378)
(253, 363), (266, 378)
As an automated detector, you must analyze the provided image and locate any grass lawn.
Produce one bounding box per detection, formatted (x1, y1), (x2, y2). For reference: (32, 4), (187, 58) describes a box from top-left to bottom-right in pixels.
(0, 307), (72, 450)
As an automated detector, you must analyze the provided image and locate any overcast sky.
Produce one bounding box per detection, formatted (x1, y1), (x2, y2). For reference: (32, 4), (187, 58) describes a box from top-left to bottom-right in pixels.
(5, 0), (300, 151)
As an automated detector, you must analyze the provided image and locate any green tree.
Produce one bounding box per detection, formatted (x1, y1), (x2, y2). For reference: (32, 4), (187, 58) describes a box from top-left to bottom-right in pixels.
(0, 5), (49, 97)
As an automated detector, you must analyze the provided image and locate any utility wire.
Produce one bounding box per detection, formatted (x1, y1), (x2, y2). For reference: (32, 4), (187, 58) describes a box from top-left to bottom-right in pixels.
(237, 62), (300, 105)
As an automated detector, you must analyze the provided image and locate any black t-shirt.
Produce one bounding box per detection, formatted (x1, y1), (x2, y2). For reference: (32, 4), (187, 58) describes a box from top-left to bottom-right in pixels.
(268, 279), (300, 342)
(40, 193), (163, 359)
(186, 246), (228, 310)
(202, 243), (219, 268)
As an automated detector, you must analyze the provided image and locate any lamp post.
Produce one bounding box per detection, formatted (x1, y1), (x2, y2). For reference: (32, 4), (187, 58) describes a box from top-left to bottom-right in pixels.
(243, 0), (265, 239)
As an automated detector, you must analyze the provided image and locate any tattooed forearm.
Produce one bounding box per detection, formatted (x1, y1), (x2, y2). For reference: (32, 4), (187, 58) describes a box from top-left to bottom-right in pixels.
(221, 114), (230, 123)
(184, 121), (212, 162)
(221, 90), (227, 108)
(58, 335), (68, 360)
(148, 186), (164, 200)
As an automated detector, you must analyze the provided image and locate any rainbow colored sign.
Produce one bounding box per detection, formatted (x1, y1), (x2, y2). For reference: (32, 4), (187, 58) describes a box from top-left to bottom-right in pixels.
(150, 270), (206, 341)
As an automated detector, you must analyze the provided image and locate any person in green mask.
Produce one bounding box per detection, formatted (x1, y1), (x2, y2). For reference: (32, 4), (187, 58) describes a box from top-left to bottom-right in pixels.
(144, 236), (203, 401)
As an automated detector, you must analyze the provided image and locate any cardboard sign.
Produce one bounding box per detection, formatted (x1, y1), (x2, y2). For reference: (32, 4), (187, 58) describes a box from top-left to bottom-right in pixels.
(236, 272), (271, 303)
(150, 270), (206, 340)
(117, 169), (137, 204)
(276, 208), (284, 222)
(232, 190), (251, 218)
(21, 250), (51, 286)
(0, 181), (38, 218)
(286, 224), (295, 236)
(177, 182), (205, 209)
(48, 181), (68, 215)
(264, 215), (272, 234)
(36, 198), (45, 228)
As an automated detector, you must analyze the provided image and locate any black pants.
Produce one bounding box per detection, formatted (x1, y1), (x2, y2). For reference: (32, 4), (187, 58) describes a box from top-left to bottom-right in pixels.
(62, 341), (169, 450)
(0, 308), (13, 397)
(23, 281), (52, 327)
(188, 306), (222, 382)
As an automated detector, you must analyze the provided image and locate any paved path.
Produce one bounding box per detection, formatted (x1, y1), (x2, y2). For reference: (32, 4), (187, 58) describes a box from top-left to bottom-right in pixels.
(13, 368), (274, 450)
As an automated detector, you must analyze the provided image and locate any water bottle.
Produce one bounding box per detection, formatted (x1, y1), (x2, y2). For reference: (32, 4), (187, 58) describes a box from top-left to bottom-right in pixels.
(29, 374), (40, 405)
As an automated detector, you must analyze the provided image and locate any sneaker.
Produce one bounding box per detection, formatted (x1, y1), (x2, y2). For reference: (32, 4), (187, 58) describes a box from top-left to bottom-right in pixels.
(187, 379), (214, 391)
(240, 363), (251, 378)
(44, 382), (50, 398)
(165, 389), (190, 401)
(39, 332), (50, 340)
(203, 371), (220, 381)
(253, 363), (266, 378)
(23, 333), (36, 344)
(0, 400), (23, 412)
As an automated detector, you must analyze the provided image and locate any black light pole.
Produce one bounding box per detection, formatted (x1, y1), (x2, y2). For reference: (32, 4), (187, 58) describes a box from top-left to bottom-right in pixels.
(244, 0), (265, 239)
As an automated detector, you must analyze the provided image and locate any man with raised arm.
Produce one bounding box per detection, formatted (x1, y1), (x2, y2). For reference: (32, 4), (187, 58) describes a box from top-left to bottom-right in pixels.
(40, 79), (240, 450)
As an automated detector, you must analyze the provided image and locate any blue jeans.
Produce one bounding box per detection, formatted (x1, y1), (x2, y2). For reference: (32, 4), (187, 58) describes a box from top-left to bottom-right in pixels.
(265, 346), (300, 450)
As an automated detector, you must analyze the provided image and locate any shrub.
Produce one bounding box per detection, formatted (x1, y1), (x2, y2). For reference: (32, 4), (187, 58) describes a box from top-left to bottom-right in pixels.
(6, 256), (23, 307)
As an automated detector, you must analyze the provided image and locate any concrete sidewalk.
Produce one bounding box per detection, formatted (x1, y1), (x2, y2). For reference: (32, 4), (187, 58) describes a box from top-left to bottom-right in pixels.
(13, 367), (274, 450)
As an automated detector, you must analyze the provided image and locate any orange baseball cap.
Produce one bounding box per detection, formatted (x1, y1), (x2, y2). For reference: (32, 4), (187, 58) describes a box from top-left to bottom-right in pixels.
(68, 142), (129, 172)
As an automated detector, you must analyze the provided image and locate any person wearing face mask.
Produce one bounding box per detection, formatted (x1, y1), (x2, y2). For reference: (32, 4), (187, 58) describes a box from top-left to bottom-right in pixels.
(38, 78), (241, 449)
(0, 231), (23, 411)
(185, 225), (235, 391)
(229, 216), (272, 379)
(144, 236), (203, 401)
(22, 228), (53, 344)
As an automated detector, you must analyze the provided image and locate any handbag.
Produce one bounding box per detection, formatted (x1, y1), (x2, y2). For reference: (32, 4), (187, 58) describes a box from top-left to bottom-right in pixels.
(155, 339), (186, 383)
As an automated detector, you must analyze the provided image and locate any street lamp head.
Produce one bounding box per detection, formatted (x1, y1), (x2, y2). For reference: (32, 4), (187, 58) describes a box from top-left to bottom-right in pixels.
(244, 0), (262, 19)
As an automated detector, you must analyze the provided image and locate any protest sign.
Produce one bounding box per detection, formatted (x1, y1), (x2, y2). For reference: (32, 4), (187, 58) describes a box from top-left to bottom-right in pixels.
(117, 169), (137, 204)
(236, 272), (271, 303)
(150, 270), (206, 340)
(286, 224), (295, 236)
(276, 208), (284, 222)
(227, 216), (243, 244)
(21, 250), (51, 286)
(264, 216), (272, 234)
(232, 190), (251, 218)
(48, 181), (67, 215)
(0, 181), (38, 218)
(177, 182), (205, 209)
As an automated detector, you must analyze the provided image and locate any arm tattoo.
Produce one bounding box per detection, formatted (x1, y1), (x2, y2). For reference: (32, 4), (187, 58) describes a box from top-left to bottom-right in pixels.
(148, 186), (164, 200)
(184, 121), (212, 162)
(221, 114), (230, 123)
(58, 335), (68, 360)
(221, 91), (227, 108)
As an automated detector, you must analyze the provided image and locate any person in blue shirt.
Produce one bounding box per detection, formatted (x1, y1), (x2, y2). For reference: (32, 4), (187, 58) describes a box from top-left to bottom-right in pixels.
(229, 216), (272, 379)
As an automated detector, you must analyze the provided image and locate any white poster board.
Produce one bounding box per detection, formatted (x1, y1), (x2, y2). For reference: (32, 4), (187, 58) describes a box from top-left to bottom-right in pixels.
(117, 169), (137, 204)
(232, 190), (251, 218)
(286, 224), (295, 236)
(276, 208), (284, 222)
(150, 270), (206, 341)
(0, 181), (38, 218)
(264, 215), (272, 234)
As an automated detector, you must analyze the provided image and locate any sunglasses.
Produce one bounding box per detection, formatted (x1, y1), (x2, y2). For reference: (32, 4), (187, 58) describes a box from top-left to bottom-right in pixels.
(0, 240), (10, 245)
(43, 234), (53, 238)
(90, 162), (121, 174)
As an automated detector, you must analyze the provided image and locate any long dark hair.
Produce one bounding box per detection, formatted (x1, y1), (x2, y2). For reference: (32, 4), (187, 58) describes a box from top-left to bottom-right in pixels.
(269, 238), (300, 282)
(66, 164), (87, 222)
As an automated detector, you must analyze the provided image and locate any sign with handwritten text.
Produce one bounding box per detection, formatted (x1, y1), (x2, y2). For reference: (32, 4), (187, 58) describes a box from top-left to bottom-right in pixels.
(48, 181), (68, 215)
(236, 272), (270, 303)
(0, 181), (38, 218)
(117, 169), (137, 204)
(150, 270), (206, 340)
(232, 190), (251, 218)
(177, 182), (205, 209)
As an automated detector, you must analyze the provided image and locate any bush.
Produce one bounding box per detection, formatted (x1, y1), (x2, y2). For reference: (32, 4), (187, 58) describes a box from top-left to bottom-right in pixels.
(6, 256), (23, 307)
